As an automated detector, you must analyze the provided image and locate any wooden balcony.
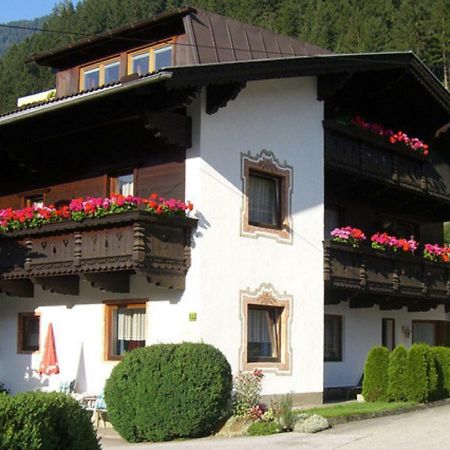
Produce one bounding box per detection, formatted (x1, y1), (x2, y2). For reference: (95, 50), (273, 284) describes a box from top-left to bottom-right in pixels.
(324, 121), (449, 203)
(324, 241), (450, 311)
(0, 210), (196, 297)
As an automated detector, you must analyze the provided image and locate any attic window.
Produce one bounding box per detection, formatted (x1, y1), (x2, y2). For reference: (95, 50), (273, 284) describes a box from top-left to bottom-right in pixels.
(128, 44), (172, 76)
(80, 58), (121, 90)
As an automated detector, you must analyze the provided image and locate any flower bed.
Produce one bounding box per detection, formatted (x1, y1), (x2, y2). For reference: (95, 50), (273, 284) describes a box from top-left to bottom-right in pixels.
(423, 243), (450, 262)
(329, 226), (450, 262)
(351, 115), (429, 156)
(331, 226), (366, 248)
(370, 232), (418, 254)
(0, 194), (193, 232)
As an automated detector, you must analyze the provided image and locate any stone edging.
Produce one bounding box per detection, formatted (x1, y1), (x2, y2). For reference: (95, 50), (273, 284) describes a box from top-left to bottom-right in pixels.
(327, 398), (450, 426)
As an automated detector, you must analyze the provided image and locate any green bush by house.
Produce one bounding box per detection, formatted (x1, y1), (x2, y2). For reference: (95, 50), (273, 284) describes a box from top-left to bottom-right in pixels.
(105, 342), (232, 443)
(431, 347), (450, 398)
(406, 344), (435, 402)
(364, 344), (450, 404)
(387, 345), (408, 401)
(0, 391), (99, 450)
(362, 346), (389, 402)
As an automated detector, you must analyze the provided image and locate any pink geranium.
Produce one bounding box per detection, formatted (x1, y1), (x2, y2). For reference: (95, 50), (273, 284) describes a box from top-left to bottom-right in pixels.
(331, 226), (366, 248)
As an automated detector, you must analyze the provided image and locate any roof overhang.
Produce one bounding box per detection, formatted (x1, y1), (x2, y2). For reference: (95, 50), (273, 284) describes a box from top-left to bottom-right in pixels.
(1, 52), (449, 130)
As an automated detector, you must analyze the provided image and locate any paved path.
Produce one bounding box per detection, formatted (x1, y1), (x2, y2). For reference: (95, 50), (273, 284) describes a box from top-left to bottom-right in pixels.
(100, 403), (450, 449)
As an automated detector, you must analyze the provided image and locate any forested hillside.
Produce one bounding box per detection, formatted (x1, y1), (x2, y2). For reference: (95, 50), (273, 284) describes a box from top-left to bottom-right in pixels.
(0, 0), (448, 114)
(0, 17), (48, 56)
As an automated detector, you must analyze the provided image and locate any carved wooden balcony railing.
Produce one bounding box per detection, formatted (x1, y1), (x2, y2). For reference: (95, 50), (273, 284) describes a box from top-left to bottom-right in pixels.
(324, 241), (450, 307)
(0, 210), (196, 297)
(324, 121), (449, 201)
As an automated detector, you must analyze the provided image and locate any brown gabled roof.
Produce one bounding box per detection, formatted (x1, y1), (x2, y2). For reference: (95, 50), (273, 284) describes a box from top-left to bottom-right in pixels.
(30, 7), (331, 69)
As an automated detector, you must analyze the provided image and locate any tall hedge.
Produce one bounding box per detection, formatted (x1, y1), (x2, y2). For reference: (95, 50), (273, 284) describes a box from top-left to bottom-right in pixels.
(362, 346), (389, 402)
(0, 392), (99, 450)
(105, 342), (232, 443)
(406, 344), (437, 403)
(387, 345), (408, 402)
(430, 347), (450, 399)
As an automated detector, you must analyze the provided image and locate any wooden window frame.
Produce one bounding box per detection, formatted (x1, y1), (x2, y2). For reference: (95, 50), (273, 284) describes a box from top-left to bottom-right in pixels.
(79, 56), (121, 91)
(324, 314), (342, 362)
(248, 171), (282, 229)
(127, 41), (173, 75)
(240, 283), (292, 373)
(104, 300), (147, 361)
(108, 170), (136, 196)
(247, 304), (283, 363)
(17, 312), (40, 354)
(412, 320), (450, 347)
(241, 150), (293, 243)
(382, 318), (396, 351)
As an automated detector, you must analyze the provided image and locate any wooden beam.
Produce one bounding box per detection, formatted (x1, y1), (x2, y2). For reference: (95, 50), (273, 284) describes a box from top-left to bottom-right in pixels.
(0, 280), (33, 297)
(206, 82), (246, 115)
(146, 272), (185, 290)
(83, 272), (130, 293)
(144, 112), (191, 148)
(32, 276), (79, 296)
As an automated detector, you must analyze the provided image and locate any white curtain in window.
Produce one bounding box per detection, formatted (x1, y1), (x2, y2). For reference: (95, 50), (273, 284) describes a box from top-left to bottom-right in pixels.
(117, 308), (146, 341)
(249, 309), (279, 358)
(120, 181), (134, 196)
(249, 175), (278, 225)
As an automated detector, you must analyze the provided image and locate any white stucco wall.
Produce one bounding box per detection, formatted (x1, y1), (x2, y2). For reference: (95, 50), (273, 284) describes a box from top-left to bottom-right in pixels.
(0, 275), (196, 394)
(0, 76), (325, 398)
(324, 303), (450, 388)
(184, 77), (325, 397)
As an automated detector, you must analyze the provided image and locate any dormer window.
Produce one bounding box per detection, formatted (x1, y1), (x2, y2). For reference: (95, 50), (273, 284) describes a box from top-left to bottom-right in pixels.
(128, 44), (172, 76)
(80, 58), (121, 90)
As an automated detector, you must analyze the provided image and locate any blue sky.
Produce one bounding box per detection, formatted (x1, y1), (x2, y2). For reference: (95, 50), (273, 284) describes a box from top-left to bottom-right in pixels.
(0, 0), (81, 23)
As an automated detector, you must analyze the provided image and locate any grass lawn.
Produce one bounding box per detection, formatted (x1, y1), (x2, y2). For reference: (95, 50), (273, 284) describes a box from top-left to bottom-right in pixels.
(299, 401), (417, 419)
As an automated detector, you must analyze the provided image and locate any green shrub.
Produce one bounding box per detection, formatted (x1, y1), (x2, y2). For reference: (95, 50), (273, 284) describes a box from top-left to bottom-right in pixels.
(362, 346), (389, 402)
(105, 342), (232, 443)
(387, 345), (408, 401)
(406, 344), (434, 402)
(274, 394), (296, 431)
(0, 383), (7, 395)
(232, 369), (263, 417)
(430, 347), (450, 399)
(0, 392), (99, 450)
(247, 420), (280, 436)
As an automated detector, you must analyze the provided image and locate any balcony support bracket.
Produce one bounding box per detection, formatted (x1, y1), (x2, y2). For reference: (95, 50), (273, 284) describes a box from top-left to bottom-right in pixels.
(32, 276), (79, 296)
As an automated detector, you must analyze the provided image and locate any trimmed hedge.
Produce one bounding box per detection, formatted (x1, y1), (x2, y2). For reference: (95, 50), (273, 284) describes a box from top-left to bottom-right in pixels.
(0, 392), (99, 450)
(387, 345), (408, 402)
(406, 344), (435, 402)
(362, 346), (389, 402)
(364, 344), (450, 404)
(431, 347), (450, 399)
(105, 342), (232, 443)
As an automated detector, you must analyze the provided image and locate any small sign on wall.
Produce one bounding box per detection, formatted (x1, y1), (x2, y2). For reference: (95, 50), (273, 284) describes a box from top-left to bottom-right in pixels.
(189, 312), (197, 322)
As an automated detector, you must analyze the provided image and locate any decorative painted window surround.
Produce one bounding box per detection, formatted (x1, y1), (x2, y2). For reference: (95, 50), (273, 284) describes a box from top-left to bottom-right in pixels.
(104, 300), (147, 361)
(241, 150), (293, 243)
(240, 283), (292, 374)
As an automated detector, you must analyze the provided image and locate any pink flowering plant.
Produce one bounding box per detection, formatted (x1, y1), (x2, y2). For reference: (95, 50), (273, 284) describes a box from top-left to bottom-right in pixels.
(351, 115), (429, 156)
(0, 193), (194, 232)
(331, 226), (366, 248)
(370, 232), (418, 254)
(232, 369), (265, 418)
(423, 244), (450, 263)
